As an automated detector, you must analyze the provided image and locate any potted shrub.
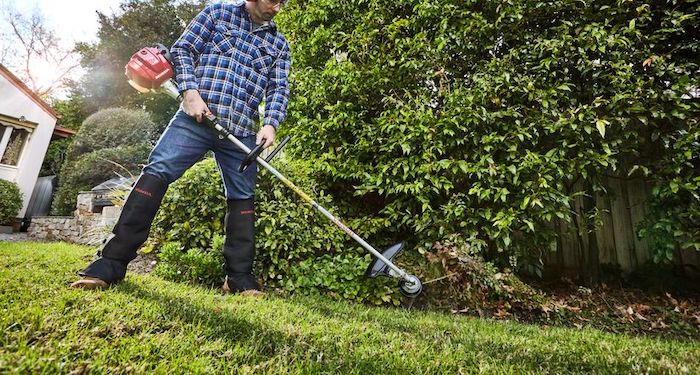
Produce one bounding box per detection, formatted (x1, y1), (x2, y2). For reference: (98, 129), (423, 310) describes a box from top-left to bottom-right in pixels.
(0, 179), (23, 233)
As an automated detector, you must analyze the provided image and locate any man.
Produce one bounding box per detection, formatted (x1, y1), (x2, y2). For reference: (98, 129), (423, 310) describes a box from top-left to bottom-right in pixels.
(71, 0), (291, 295)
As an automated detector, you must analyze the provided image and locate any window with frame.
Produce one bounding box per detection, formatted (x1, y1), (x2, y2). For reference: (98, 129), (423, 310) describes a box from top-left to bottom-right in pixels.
(0, 124), (30, 167)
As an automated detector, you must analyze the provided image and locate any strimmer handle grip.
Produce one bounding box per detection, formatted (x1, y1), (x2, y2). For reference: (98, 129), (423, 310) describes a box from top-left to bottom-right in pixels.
(202, 112), (219, 129)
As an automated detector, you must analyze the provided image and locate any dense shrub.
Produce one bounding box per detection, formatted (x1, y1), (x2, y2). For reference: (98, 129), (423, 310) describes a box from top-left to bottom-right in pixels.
(67, 108), (158, 158)
(0, 179), (23, 225)
(150, 158), (226, 252)
(639, 131), (700, 261)
(52, 108), (158, 215)
(152, 157), (399, 305)
(52, 143), (152, 215)
(155, 237), (225, 287)
(276, 1), (700, 275)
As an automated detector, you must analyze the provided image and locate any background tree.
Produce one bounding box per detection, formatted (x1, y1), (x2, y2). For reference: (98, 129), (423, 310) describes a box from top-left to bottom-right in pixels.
(73, 0), (207, 129)
(39, 86), (89, 177)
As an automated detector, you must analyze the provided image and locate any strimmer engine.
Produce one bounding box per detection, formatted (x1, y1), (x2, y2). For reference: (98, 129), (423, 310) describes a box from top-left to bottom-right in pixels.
(124, 44), (180, 100)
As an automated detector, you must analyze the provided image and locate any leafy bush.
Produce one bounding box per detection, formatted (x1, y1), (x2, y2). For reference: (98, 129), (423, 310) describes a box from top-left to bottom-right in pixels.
(277, 1), (700, 272)
(155, 237), (224, 287)
(51, 108), (159, 215)
(68, 108), (158, 158)
(52, 143), (152, 215)
(283, 253), (397, 304)
(152, 157), (398, 305)
(150, 158), (226, 252)
(639, 132), (700, 261)
(0, 179), (23, 225)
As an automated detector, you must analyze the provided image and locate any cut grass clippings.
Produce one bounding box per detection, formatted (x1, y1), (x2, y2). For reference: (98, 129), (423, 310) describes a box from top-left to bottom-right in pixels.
(1, 242), (699, 374)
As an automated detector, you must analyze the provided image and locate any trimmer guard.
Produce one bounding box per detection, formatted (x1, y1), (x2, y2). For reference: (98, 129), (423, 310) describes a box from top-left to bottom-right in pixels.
(365, 242), (405, 278)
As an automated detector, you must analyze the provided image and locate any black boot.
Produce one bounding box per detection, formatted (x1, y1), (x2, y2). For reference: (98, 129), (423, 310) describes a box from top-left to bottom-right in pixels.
(222, 198), (260, 292)
(78, 173), (168, 284)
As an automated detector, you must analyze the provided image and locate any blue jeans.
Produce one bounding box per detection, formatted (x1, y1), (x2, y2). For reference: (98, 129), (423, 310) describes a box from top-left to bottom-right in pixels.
(143, 110), (258, 200)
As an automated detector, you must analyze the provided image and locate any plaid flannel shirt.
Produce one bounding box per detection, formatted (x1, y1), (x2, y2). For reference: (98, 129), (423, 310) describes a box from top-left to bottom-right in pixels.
(171, 1), (291, 137)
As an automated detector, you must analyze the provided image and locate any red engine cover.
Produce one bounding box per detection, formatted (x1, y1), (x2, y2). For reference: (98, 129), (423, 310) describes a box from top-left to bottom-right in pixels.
(124, 47), (174, 90)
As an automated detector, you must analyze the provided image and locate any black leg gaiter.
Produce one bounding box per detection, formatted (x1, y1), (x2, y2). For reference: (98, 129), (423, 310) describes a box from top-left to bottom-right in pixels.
(223, 198), (259, 291)
(80, 173), (168, 283)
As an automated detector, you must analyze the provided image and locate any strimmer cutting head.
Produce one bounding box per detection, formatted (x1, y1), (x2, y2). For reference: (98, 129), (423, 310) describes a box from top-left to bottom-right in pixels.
(366, 242), (422, 297)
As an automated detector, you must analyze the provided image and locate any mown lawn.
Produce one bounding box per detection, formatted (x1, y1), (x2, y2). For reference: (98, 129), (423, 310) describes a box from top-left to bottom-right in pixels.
(1, 242), (698, 374)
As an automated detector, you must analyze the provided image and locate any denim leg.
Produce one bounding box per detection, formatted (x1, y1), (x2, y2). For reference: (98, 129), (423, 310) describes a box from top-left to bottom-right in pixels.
(143, 110), (215, 183)
(213, 134), (258, 200)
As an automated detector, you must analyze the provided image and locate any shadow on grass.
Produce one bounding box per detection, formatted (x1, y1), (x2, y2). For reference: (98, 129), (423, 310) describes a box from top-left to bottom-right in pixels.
(118, 281), (433, 372)
(95, 274), (695, 373)
(309, 292), (697, 343)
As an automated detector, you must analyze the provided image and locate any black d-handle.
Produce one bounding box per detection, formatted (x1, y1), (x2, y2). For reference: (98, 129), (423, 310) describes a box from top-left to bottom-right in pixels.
(239, 139), (266, 173)
(200, 112), (264, 173)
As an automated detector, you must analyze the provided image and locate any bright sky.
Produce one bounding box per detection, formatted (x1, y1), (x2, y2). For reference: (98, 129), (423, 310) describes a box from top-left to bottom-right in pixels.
(0, 0), (123, 96)
(3, 0), (123, 45)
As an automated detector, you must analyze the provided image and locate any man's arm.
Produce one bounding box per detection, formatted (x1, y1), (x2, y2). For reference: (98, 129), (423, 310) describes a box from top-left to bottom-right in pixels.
(258, 42), (291, 147)
(171, 5), (217, 121)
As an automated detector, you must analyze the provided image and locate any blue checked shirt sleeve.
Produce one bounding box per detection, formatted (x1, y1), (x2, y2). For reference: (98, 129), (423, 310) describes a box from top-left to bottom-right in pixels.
(263, 43), (291, 130)
(170, 5), (216, 93)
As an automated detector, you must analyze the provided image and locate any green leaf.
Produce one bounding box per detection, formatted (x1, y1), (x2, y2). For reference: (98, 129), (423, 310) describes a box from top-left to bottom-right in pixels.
(524, 219), (535, 232)
(520, 196), (531, 210)
(670, 181), (679, 193)
(507, 165), (517, 175)
(595, 119), (609, 138)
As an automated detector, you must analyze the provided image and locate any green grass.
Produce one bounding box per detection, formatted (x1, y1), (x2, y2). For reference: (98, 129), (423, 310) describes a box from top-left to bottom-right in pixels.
(1, 242), (698, 374)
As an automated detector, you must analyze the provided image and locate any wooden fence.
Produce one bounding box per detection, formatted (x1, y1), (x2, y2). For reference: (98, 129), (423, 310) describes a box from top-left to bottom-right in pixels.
(545, 176), (700, 279)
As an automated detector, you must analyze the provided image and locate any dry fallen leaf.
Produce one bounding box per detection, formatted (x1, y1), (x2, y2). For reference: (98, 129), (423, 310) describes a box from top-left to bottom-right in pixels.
(643, 55), (657, 67)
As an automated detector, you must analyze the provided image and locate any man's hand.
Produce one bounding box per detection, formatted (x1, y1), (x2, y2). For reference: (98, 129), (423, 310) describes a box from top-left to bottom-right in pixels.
(256, 125), (276, 149)
(182, 89), (210, 122)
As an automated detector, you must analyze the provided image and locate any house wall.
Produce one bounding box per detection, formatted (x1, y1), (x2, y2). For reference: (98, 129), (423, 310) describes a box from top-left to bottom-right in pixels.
(0, 74), (57, 217)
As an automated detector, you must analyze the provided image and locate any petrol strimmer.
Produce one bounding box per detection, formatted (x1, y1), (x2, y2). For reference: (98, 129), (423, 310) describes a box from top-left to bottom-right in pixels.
(124, 45), (422, 297)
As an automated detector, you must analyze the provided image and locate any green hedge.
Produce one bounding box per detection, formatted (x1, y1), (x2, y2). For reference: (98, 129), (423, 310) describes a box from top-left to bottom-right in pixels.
(152, 158), (399, 305)
(276, 0), (700, 272)
(52, 108), (158, 215)
(67, 108), (159, 159)
(0, 179), (22, 225)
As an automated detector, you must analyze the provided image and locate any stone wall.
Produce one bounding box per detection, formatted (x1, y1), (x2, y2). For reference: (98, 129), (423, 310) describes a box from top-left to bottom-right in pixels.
(28, 192), (121, 245)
